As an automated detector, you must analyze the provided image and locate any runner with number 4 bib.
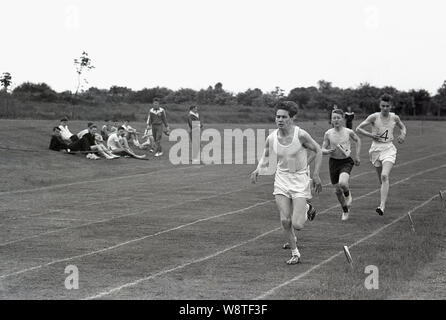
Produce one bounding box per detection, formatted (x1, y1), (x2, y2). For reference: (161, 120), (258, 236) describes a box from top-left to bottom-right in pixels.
(356, 94), (407, 216)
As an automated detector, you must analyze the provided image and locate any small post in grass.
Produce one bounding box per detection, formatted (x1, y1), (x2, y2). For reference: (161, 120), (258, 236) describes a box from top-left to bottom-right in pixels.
(343, 245), (353, 269)
(407, 212), (415, 233)
(439, 190), (445, 211)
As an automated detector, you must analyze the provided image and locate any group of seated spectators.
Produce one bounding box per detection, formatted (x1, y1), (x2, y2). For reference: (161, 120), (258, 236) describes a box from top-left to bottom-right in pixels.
(49, 118), (152, 160)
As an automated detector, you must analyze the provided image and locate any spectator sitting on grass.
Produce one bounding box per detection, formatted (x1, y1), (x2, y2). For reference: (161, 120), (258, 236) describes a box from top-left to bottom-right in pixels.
(94, 133), (120, 159)
(122, 119), (142, 148)
(50, 126), (118, 160)
(101, 119), (116, 141)
(64, 124), (101, 160)
(77, 122), (94, 139)
(58, 118), (79, 143)
(140, 127), (155, 152)
(112, 119), (120, 130)
(49, 127), (71, 152)
(107, 126), (147, 160)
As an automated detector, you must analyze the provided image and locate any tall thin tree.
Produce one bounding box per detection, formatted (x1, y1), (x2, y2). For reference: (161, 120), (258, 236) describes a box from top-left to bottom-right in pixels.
(74, 51), (95, 95)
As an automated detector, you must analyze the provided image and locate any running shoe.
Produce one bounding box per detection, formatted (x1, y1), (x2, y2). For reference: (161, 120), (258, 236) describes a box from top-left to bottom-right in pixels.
(376, 207), (384, 216)
(346, 192), (353, 208)
(286, 254), (301, 265)
(307, 203), (317, 221)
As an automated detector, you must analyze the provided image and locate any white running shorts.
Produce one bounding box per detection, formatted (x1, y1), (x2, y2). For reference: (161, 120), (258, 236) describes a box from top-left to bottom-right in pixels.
(369, 143), (397, 167)
(273, 170), (312, 199)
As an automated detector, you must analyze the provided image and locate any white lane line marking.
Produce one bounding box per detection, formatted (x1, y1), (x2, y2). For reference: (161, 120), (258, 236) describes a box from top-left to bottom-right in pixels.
(0, 165), (204, 196)
(82, 163), (446, 299)
(0, 201), (273, 280)
(256, 193), (441, 299)
(84, 228), (280, 300)
(0, 182), (271, 247)
(2, 150), (443, 246)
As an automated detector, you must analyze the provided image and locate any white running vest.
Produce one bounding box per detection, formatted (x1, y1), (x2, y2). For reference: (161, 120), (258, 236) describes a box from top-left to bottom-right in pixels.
(272, 127), (308, 174)
(371, 112), (396, 145)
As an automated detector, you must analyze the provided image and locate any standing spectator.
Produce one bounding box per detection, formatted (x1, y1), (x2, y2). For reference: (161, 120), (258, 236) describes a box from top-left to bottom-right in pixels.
(58, 118), (79, 143)
(146, 98), (170, 157)
(328, 105), (339, 126)
(187, 105), (203, 140)
(344, 106), (355, 129)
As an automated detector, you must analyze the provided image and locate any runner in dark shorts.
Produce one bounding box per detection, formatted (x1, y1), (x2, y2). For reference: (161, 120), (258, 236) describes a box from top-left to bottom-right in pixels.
(329, 157), (354, 184)
(322, 109), (362, 221)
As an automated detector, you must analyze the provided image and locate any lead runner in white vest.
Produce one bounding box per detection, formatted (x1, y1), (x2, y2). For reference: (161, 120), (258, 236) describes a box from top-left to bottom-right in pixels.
(250, 101), (323, 265)
(356, 94), (407, 216)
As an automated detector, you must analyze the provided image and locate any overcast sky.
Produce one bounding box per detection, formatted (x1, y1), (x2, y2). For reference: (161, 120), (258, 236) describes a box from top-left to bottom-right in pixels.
(1, 0), (445, 94)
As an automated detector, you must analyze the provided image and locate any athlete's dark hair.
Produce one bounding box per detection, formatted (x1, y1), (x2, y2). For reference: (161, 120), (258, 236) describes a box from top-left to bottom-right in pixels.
(117, 126), (125, 131)
(332, 109), (345, 117)
(189, 105), (197, 110)
(53, 126), (61, 132)
(380, 93), (393, 103)
(274, 100), (298, 118)
(153, 97), (160, 103)
(60, 118), (68, 122)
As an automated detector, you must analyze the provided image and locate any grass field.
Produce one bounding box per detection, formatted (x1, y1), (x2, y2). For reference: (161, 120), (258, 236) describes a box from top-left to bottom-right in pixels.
(0, 119), (445, 299)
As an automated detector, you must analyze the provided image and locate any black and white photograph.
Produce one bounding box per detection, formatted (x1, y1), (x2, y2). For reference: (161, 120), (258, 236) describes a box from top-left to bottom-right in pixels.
(1, 0), (446, 309)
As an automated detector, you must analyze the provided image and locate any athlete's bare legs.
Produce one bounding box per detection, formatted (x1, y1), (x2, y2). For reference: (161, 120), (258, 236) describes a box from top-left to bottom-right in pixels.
(379, 161), (393, 212)
(375, 165), (383, 184)
(275, 195), (297, 251)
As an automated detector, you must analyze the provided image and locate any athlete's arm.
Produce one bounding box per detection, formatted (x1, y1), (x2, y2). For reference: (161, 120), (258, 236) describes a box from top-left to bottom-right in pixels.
(162, 110), (170, 131)
(356, 114), (379, 140)
(349, 129), (362, 166)
(321, 132), (335, 155)
(299, 130), (323, 194)
(250, 136), (270, 184)
(395, 115), (407, 144)
(116, 136), (126, 150)
(146, 111), (151, 127)
(307, 150), (316, 165)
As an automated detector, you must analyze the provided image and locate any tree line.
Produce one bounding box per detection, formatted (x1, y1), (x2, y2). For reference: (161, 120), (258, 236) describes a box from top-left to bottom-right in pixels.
(2, 73), (446, 117)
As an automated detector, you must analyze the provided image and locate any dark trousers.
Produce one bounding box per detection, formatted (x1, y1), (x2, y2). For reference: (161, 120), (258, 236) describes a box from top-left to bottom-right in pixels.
(152, 124), (163, 153)
(70, 135), (79, 142)
(68, 137), (92, 152)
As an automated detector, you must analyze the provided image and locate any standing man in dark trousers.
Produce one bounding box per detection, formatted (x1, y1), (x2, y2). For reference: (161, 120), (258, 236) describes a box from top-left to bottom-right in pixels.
(146, 98), (170, 157)
(344, 106), (355, 129)
(187, 105), (203, 140)
(328, 105), (339, 127)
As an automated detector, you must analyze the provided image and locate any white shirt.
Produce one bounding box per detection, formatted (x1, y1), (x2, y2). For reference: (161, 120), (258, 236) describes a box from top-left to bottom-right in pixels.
(58, 124), (74, 141)
(77, 129), (89, 139)
(369, 112), (398, 153)
(325, 127), (352, 159)
(272, 126), (308, 174)
(371, 112), (396, 145)
(107, 132), (123, 151)
(122, 124), (136, 132)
